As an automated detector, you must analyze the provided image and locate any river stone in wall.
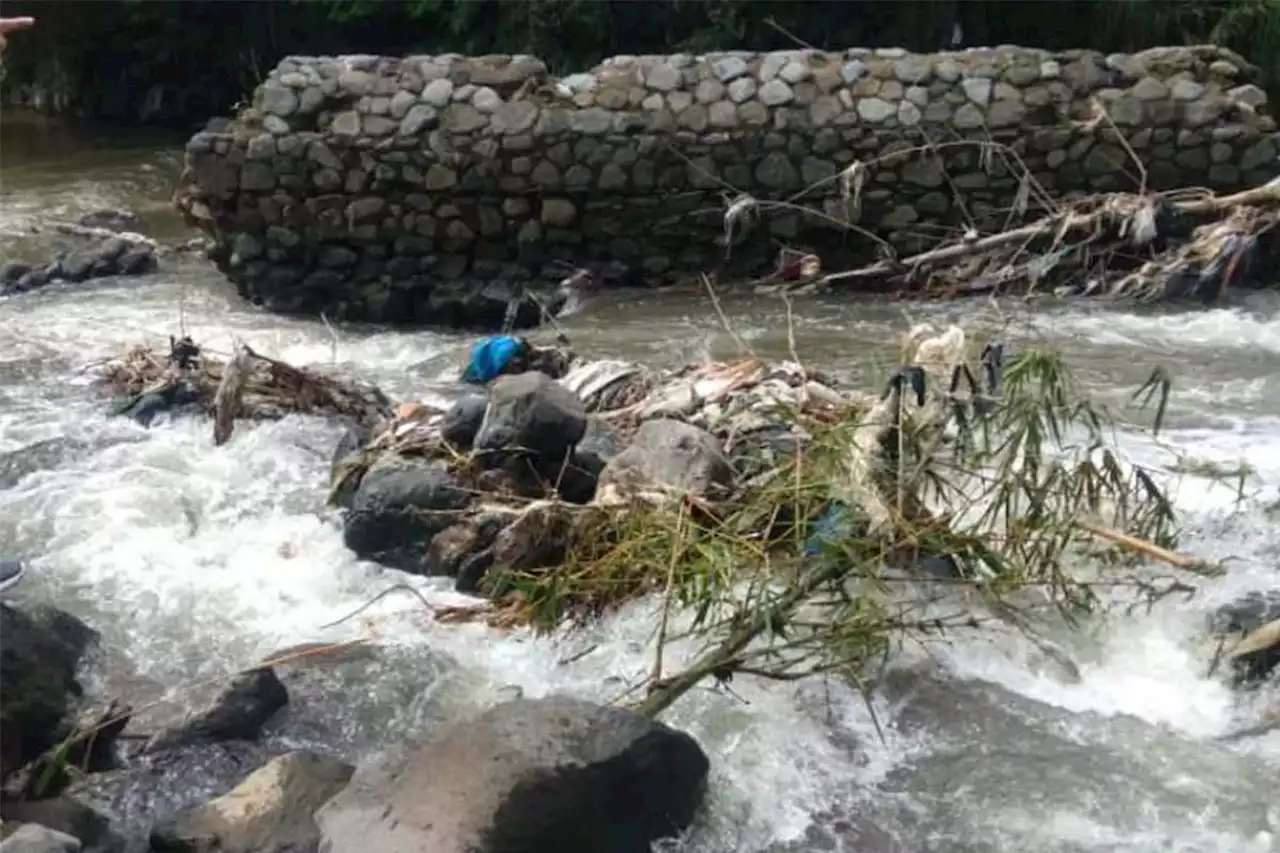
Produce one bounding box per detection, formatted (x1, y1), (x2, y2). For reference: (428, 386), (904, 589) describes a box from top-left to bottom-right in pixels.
(176, 45), (1280, 326)
(315, 696), (710, 853)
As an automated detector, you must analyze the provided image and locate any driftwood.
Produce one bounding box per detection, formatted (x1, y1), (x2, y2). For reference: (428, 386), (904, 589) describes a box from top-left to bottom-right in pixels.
(817, 183), (1280, 303)
(212, 345), (253, 446)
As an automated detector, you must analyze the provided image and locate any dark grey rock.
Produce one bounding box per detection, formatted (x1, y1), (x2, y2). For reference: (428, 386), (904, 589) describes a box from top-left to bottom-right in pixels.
(74, 208), (139, 232)
(329, 419), (372, 509)
(0, 797), (121, 853)
(556, 416), (624, 504)
(441, 393), (489, 449)
(423, 513), (509, 579)
(473, 372), (587, 470)
(0, 604), (97, 780)
(342, 456), (473, 571)
(145, 669), (288, 754)
(112, 380), (203, 427)
(315, 696), (709, 853)
(1211, 590), (1280, 686)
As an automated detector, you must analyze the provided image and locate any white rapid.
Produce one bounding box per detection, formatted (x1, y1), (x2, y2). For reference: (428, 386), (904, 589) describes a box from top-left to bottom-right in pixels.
(3, 130), (1280, 853)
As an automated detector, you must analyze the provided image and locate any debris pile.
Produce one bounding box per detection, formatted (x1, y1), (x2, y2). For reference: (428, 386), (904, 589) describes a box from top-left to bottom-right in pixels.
(813, 184), (1280, 304)
(326, 323), (1005, 618)
(98, 337), (393, 441)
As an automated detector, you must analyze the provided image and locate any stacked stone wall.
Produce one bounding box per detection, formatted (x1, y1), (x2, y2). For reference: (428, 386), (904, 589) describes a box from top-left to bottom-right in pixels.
(178, 44), (1280, 324)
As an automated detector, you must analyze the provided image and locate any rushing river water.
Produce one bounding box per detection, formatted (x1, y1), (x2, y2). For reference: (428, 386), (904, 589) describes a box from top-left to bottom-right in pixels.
(2, 115), (1280, 852)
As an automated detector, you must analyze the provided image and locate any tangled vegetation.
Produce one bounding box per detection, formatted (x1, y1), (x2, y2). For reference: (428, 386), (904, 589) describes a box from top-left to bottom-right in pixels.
(407, 320), (1221, 717)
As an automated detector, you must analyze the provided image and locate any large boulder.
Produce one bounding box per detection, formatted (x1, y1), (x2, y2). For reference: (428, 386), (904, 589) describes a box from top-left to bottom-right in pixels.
(315, 696), (710, 853)
(1, 604), (98, 781)
(595, 419), (735, 504)
(473, 373), (587, 470)
(342, 456), (473, 571)
(149, 751), (353, 853)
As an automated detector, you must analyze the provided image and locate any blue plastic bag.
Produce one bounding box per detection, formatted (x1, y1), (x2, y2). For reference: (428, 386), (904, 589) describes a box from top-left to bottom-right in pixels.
(461, 335), (525, 384)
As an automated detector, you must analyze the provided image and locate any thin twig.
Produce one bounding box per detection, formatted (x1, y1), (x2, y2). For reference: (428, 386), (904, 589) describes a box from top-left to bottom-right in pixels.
(318, 582), (438, 629)
(649, 500), (687, 688)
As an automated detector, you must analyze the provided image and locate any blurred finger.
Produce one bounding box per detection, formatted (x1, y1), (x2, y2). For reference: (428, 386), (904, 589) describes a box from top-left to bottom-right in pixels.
(0, 17), (37, 34)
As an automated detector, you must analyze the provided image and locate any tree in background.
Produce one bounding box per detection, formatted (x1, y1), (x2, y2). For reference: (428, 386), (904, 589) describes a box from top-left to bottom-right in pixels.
(0, 0), (1277, 129)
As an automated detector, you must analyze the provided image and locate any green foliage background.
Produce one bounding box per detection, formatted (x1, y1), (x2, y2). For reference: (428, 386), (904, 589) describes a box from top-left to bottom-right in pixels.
(1, 0), (1278, 129)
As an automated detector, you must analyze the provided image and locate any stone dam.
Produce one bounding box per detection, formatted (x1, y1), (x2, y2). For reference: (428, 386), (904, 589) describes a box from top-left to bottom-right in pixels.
(175, 44), (1280, 326)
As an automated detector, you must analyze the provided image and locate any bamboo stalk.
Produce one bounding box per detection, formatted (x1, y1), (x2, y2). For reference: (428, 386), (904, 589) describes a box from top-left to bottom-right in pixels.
(1074, 518), (1224, 577)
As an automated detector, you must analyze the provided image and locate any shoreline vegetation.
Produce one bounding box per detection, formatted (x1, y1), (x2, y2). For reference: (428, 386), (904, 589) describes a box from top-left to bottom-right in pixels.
(2, 1), (1280, 130)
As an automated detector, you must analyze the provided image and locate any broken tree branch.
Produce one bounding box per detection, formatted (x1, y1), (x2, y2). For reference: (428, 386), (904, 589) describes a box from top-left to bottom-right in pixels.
(212, 344), (253, 446)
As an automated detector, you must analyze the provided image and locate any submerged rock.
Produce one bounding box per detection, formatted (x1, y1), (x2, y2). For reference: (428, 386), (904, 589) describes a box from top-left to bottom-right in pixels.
(342, 456), (473, 572)
(830, 667), (1280, 851)
(145, 669), (287, 754)
(0, 238), (158, 297)
(74, 208), (140, 233)
(264, 642), (459, 760)
(111, 380), (204, 428)
(65, 741), (279, 844)
(1209, 590), (1280, 685)
(315, 696), (709, 853)
(149, 751), (353, 853)
(0, 604), (98, 780)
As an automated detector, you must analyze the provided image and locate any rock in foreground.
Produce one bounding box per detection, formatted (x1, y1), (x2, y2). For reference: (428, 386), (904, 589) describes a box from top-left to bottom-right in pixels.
(0, 824), (83, 853)
(0, 604), (98, 780)
(149, 751), (353, 853)
(315, 696), (709, 853)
